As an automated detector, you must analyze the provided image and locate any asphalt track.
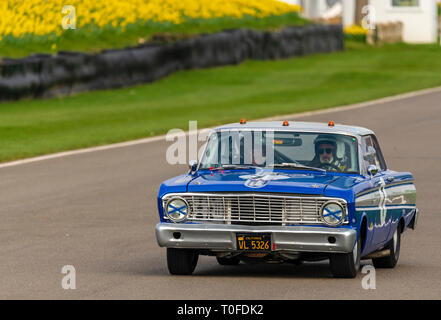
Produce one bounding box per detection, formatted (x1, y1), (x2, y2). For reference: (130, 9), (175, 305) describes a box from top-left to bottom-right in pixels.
(0, 89), (440, 300)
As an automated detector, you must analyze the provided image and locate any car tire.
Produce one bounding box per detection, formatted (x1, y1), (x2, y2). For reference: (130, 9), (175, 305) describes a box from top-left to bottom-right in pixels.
(216, 256), (241, 266)
(167, 248), (198, 275)
(372, 227), (401, 269)
(330, 236), (361, 278)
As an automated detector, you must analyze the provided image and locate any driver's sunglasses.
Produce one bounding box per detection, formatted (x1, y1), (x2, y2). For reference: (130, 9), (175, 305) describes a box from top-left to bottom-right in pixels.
(319, 148), (333, 155)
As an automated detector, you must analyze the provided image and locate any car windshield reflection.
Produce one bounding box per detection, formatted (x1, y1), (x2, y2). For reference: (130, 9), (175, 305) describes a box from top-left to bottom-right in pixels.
(200, 131), (359, 174)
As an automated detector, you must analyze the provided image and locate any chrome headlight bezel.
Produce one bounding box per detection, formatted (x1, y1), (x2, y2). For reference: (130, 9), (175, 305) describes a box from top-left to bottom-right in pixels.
(164, 196), (189, 223)
(320, 201), (346, 226)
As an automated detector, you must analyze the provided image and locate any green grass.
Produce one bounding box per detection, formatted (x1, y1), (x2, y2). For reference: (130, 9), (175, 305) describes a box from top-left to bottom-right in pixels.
(0, 13), (308, 58)
(1, 41), (441, 162)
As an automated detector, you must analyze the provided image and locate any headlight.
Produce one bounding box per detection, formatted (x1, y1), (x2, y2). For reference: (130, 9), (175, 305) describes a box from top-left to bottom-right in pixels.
(320, 201), (345, 226)
(165, 197), (189, 222)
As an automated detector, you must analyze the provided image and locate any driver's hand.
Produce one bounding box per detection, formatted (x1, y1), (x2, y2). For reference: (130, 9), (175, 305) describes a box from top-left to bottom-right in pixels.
(320, 163), (341, 172)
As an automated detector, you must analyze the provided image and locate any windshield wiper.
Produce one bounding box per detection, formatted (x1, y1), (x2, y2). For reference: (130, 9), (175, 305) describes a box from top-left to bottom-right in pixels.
(220, 164), (256, 170)
(201, 164), (259, 171)
(269, 163), (326, 173)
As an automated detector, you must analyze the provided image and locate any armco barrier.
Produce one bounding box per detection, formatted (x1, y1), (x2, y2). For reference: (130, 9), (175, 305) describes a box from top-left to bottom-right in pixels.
(0, 24), (343, 101)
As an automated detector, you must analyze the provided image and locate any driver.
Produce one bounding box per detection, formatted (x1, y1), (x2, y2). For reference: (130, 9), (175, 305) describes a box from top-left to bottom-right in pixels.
(309, 135), (347, 172)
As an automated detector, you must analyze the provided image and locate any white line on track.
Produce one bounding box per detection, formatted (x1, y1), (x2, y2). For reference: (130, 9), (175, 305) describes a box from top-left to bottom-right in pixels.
(1, 85), (441, 169)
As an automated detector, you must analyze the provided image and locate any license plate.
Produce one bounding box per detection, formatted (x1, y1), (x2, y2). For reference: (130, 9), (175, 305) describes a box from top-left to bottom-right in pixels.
(236, 234), (271, 252)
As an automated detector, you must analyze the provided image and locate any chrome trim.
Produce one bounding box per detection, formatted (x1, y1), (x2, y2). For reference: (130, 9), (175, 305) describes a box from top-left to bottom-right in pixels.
(356, 205), (416, 211)
(155, 223), (357, 253)
(162, 193), (348, 226)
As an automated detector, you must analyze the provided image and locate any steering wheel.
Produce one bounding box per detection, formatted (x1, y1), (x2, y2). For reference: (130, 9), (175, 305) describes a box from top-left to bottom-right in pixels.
(317, 162), (341, 172)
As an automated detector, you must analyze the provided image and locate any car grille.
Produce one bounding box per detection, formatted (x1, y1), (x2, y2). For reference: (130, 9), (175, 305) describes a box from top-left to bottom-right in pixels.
(164, 193), (347, 225)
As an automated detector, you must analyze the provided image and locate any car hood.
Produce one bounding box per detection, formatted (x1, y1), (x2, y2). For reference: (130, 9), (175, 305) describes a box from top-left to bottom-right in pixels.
(187, 169), (341, 195)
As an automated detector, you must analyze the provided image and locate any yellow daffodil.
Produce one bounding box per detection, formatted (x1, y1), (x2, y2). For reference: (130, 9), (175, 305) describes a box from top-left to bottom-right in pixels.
(0, 0), (302, 40)
(344, 24), (368, 36)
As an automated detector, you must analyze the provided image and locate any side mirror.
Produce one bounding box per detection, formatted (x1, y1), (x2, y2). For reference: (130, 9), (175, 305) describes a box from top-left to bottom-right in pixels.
(189, 160), (198, 172)
(367, 164), (379, 177)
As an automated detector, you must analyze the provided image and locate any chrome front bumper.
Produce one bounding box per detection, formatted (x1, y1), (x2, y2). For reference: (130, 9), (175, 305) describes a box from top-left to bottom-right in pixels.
(155, 223), (357, 253)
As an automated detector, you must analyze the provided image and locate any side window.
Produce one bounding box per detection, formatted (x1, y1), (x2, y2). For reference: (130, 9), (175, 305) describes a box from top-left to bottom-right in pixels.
(362, 135), (386, 171)
(370, 135), (387, 170)
(392, 0), (419, 7)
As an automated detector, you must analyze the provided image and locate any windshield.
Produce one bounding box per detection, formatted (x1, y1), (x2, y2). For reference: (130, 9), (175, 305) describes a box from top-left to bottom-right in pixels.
(200, 130), (359, 173)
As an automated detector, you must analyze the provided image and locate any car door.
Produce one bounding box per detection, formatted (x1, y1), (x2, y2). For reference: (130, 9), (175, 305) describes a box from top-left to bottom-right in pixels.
(361, 134), (392, 247)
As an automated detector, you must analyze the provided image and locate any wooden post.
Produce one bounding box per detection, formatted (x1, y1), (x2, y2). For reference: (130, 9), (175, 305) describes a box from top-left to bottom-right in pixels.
(355, 0), (369, 25)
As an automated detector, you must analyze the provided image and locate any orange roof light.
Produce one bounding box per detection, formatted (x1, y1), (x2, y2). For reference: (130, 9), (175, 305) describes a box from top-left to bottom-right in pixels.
(282, 120), (289, 126)
(240, 118), (246, 124)
(328, 121), (335, 127)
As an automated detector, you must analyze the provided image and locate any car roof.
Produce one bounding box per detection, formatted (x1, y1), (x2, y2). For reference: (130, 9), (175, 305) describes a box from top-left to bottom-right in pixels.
(213, 121), (374, 137)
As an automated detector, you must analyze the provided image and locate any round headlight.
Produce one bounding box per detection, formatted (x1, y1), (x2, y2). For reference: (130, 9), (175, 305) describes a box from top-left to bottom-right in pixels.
(165, 197), (189, 222)
(321, 201), (345, 226)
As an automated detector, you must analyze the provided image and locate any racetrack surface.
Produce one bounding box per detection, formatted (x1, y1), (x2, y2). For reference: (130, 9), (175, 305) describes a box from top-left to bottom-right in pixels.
(0, 90), (440, 299)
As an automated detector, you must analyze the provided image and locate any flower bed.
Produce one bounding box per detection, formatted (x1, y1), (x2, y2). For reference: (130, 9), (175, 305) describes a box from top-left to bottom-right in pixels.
(0, 0), (302, 39)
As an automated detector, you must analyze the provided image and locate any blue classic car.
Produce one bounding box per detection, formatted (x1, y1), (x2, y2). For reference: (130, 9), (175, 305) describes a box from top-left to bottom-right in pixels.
(155, 121), (418, 278)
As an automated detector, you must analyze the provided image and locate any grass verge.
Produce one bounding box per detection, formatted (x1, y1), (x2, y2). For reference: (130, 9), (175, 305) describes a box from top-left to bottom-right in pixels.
(1, 40), (441, 163)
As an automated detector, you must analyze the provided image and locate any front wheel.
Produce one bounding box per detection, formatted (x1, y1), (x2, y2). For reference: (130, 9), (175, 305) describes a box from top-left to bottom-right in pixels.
(372, 227), (401, 268)
(330, 236), (361, 278)
(167, 248), (198, 275)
